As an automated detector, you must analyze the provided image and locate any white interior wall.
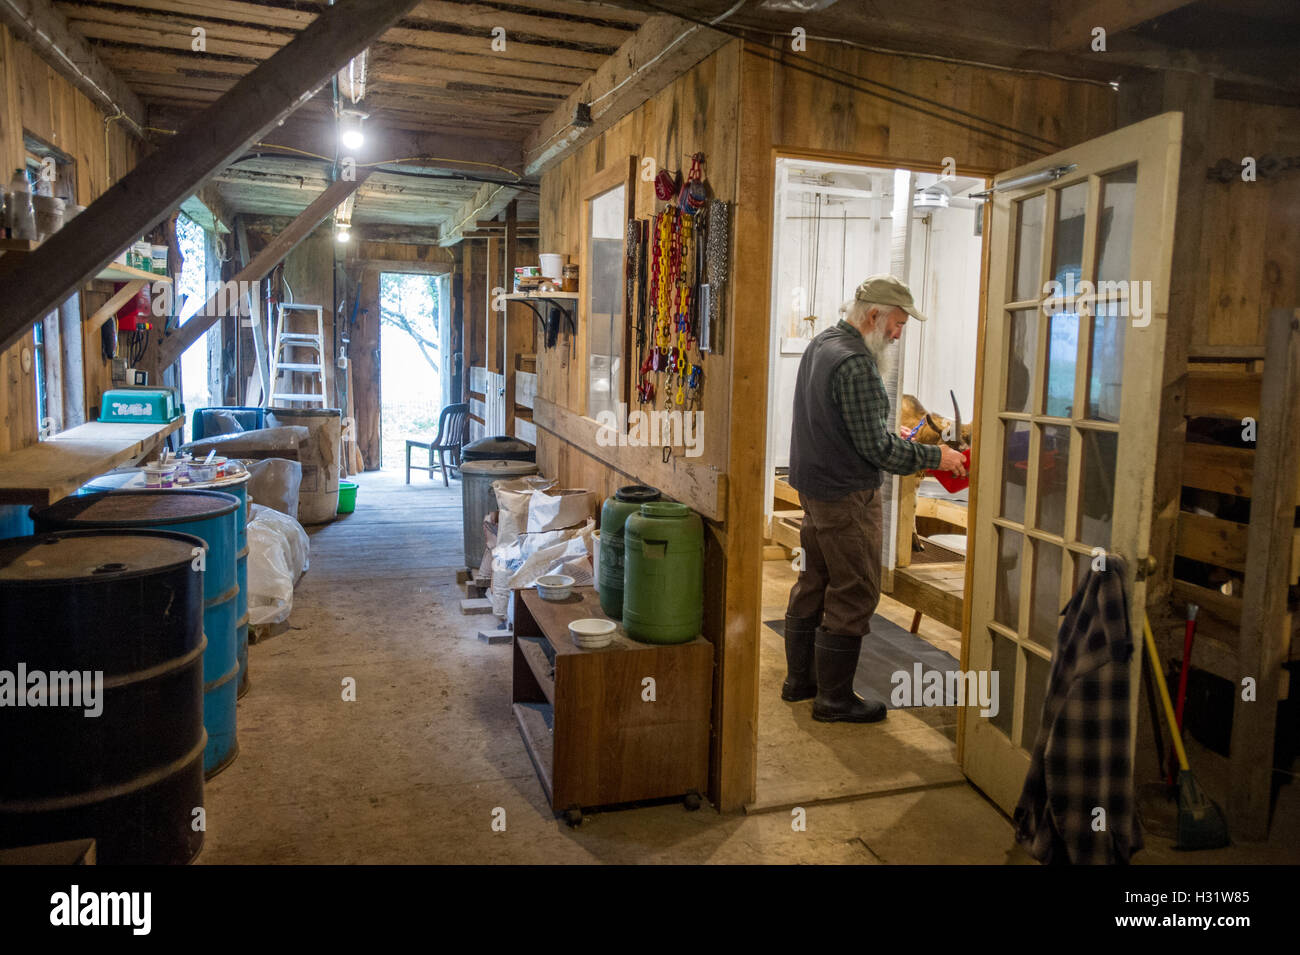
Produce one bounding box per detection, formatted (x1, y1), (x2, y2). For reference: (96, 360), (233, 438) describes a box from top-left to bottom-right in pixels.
(771, 176), (891, 469)
(899, 202), (983, 423)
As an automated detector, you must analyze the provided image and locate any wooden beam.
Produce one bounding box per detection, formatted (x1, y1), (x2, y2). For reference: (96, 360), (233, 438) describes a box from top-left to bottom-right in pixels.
(344, 257), (452, 275)
(0, 0), (145, 132)
(0, 0), (422, 356)
(1231, 308), (1300, 840)
(152, 172), (371, 371)
(1049, 0), (1197, 51)
(439, 181), (521, 246)
(522, 14), (728, 176)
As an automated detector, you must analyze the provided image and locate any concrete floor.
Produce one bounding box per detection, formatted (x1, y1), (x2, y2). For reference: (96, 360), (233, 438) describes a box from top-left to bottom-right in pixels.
(199, 469), (1299, 864)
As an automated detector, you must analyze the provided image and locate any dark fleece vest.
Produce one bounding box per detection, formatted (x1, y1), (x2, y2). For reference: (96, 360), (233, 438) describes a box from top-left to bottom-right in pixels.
(788, 323), (883, 500)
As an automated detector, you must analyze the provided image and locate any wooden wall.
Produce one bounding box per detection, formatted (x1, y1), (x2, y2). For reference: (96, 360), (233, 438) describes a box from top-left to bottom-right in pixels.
(0, 24), (140, 455)
(1193, 99), (1300, 355)
(533, 38), (1128, 809)
(536, 40), (740, 503)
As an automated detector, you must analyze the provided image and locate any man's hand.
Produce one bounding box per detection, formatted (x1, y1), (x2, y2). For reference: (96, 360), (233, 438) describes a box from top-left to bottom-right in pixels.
(939, 445), (967, 478)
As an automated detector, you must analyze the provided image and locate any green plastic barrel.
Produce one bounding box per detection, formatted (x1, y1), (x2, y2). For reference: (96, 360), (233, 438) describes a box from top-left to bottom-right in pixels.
(623, 501), (703, 644)
(598, 485), (660, 618)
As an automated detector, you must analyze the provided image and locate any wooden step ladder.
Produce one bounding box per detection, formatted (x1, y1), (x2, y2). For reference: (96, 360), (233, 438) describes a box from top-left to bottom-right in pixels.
(271, 303), (326, 405)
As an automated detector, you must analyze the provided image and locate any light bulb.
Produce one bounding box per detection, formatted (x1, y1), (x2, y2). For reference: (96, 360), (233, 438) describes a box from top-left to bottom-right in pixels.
(336, 228), (351, 243)
(341, 128), (364, 151)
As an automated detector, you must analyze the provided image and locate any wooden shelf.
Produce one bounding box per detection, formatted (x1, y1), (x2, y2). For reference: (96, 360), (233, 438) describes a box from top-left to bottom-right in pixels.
(503, 291), (577, 301)
(0, 418), (185, 507)
(0, 240), (172, 285)
(95, 262), (172, 284)
(511, 587), (712, 815)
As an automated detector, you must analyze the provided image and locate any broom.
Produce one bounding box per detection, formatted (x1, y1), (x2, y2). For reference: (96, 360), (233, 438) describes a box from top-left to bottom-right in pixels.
(1142, 615), (1230, 850)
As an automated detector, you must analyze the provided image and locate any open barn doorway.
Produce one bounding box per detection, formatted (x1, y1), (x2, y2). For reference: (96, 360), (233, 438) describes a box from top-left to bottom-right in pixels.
(755, 156), (987, 808)
(377, 271), (452, 471)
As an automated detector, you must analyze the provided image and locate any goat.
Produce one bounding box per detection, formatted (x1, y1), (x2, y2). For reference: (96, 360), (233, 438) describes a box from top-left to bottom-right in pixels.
(898, 391), (971, 553)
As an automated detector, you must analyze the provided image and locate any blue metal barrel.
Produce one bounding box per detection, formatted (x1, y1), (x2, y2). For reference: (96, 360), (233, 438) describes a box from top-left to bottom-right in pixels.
(0, 530), (206, 864)
(32, 490), (241, 777)
(236, 614), (250, 698)
(236, 543), (249, 697)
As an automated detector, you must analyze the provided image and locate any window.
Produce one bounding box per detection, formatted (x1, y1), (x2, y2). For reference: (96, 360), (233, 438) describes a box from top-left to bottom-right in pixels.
(583, 157), (634, 422)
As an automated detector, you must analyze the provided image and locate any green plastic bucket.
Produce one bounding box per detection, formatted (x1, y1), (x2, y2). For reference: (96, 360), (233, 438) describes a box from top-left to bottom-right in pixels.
(338, 481), (358, 514)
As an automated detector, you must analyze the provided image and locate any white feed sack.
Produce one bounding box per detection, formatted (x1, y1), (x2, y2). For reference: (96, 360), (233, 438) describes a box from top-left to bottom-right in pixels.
(492, 475), (556, 547)
(525, 488), (593, 534)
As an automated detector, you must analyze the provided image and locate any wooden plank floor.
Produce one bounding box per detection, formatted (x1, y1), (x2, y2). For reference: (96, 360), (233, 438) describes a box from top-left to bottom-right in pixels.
(194, 469), (1297, 862)
(198, 469), (1017, 863)
(753, 559), (965, 812)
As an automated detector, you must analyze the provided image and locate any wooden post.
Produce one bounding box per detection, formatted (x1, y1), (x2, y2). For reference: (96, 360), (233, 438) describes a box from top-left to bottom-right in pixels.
(486, 236), (502, 375)
(504, 200), (518, 435)
(0, 0), (421, 355)
(716, 41), (775, 810)
(1230, 308), (1300, 840)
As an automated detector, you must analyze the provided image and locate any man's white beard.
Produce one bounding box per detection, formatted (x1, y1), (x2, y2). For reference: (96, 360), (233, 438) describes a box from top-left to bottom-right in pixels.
(862, 323), (895, 367)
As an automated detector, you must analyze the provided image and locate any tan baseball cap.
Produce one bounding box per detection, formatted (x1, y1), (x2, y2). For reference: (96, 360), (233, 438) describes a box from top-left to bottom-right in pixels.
(854, 274), (928, 322)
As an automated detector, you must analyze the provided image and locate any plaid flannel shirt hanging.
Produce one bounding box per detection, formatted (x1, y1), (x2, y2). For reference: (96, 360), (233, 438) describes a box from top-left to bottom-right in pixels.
(1013, 557), (1143, 864)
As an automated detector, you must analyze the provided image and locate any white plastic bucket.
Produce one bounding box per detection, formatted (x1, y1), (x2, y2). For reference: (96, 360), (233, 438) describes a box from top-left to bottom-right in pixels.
(538, 253), (564, 280)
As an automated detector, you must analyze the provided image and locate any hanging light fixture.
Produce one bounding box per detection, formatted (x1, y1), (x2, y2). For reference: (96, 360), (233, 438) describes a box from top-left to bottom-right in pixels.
(339, 108), (367, 151)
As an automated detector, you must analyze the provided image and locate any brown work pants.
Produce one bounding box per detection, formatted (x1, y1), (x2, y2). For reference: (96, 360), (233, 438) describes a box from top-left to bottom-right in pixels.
(785, 487), (883, 636)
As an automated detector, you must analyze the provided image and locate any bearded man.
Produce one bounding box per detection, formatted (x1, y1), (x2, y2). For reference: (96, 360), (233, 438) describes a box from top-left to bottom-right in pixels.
(783, 275), (968, 723)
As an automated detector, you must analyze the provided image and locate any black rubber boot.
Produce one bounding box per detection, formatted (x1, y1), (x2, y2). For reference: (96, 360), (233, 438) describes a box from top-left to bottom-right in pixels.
(812, 628), (887, 723)
(781, 614), (819, 701)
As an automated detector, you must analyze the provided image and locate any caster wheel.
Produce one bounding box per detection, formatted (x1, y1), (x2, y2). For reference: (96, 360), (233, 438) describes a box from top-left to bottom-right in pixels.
(563, 807), (582, 828)
(684, 791), (702, 811)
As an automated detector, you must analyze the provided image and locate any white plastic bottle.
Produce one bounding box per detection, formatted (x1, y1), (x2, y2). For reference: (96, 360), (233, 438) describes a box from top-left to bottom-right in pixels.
(6, 168), (36, 241)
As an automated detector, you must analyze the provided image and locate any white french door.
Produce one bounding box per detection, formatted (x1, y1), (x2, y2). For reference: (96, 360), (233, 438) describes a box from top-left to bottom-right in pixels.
(962, 113), (1184, 812)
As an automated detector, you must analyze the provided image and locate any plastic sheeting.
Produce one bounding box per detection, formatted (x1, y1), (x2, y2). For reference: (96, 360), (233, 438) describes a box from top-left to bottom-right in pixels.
(246, 503), (310, 626)
(489, 518), (596, 618)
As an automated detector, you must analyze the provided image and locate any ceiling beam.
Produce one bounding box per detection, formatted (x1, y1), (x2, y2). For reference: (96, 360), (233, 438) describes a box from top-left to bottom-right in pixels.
(145, 109), (528, 179)
(1049, 0), (1198, 51)
(0, 0), (422, 355)
(0, 0), (145, 131)
(522, 13), (729, 176)
(151, 172), (372, 371)
(439, 181), (521, 246)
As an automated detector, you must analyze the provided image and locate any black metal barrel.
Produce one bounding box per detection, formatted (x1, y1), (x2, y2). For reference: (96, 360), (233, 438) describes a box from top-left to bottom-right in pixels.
(0, 530), (207, 864)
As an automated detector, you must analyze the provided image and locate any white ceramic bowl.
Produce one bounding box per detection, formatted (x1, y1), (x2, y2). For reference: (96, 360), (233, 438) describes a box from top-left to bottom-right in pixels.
(569, 617), (616, 649)
(536, 574), (575, 601)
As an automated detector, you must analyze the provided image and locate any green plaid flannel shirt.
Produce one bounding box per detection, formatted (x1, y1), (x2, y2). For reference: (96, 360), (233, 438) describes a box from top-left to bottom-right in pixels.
(831, 321), (941, 475)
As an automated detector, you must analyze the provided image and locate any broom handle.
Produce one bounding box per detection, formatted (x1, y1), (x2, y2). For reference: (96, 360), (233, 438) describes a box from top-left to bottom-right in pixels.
(1144, 615), (1190, 773)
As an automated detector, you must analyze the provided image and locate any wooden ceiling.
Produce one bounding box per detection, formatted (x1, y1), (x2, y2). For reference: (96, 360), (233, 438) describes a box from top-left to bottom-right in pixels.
(54, 0), (650, 236)
(48, 0), (1300, 238)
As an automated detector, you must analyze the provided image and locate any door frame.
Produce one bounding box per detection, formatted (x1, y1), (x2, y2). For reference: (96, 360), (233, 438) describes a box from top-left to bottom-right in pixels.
(745, 144), (999, 801)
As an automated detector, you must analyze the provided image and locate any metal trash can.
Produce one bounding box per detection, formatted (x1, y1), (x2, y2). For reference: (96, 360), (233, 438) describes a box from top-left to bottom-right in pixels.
(461, 459), (538, 569)
(462, 435), (535, 463)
